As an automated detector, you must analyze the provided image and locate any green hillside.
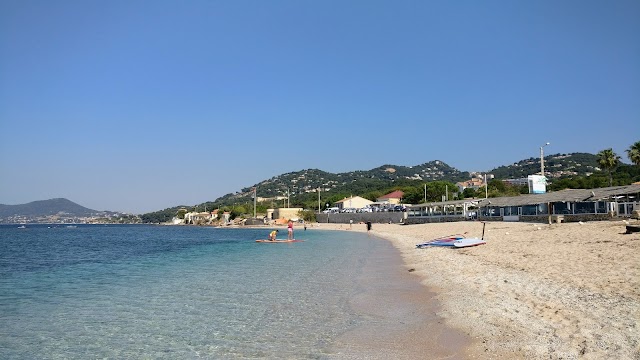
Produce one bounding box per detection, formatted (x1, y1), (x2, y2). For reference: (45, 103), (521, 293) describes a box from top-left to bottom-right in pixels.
(489, 153), (599, 179)
(0, 198), (100, 218)
(140, 151), (640, 223)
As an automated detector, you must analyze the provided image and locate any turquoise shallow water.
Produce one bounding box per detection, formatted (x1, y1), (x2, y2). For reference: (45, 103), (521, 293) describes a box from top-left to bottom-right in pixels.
(0, 225), (383, 359)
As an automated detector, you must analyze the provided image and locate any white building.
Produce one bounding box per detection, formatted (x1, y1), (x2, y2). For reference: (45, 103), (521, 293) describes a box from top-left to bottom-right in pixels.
(334, 196), (373, 210)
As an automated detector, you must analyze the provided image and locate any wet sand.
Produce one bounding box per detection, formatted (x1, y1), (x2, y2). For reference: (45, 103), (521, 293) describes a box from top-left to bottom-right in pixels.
(311, 220), (640, 359)
(329, 233), (469, 359)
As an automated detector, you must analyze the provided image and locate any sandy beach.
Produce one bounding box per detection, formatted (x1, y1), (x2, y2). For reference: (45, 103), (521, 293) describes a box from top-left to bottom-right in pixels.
(310, 220), (639, 359)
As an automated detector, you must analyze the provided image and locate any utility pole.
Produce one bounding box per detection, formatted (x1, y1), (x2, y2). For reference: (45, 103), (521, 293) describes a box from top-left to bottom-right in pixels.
(318, 187), (321, 213)
(484, 174), (488, 199)
(424, 183), (427, 202)
(253, 187), (256, 218)
(540, 142), (550, 177)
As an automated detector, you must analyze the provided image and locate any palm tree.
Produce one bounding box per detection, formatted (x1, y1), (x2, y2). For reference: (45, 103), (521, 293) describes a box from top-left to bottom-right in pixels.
(626, 141), (640, 166)
(597, 148), (621, 187)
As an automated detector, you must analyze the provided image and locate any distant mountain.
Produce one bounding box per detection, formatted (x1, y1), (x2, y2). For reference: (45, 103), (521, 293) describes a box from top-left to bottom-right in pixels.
(0, 198), (106, 218)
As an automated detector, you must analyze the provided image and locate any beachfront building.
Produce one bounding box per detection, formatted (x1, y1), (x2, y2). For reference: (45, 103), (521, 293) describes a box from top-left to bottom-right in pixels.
(477, 184), (640, 223)
(184, 211), (214, 224)
(405, 184), (640, 224)
(272, 207), (304, 222)
(376, 190), (404, 205)
(405, 199), (481, 224)
(503, 178), (529, 186)
(222, 211), (231, 224)
(334, 196), (373, 211)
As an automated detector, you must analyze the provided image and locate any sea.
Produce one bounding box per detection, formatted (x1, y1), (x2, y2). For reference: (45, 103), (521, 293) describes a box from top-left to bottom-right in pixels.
(0, 224), (407, 359)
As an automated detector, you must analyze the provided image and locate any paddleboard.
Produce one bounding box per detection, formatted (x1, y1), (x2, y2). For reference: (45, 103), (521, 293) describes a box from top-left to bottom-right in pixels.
(453, 238), (486, 248)
(416, 235), (465, 248)
(416, 239), (457, 248)
(256, 239), (304, 243)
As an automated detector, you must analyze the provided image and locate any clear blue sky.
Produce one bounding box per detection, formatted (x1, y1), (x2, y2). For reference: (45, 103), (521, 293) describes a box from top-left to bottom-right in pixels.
(1, 0), (639, 214)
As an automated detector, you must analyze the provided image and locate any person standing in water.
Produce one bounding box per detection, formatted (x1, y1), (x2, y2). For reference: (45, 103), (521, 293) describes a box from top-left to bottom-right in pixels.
(287, 220), (294, 240)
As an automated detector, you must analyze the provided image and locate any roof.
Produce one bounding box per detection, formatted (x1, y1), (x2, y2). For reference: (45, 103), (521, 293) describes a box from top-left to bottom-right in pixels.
(334, 196), (372, 204)
(378, 190), (404, 200)
(408, 199), (480, 208)
(476, 184), (640, 207)
(457, 179), (484, 186)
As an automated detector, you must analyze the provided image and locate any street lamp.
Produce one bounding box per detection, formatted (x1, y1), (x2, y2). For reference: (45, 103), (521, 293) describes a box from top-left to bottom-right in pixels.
(253, 187), (256, 218)
(484, 174), (488, 199)
(540, 142), (550, 176)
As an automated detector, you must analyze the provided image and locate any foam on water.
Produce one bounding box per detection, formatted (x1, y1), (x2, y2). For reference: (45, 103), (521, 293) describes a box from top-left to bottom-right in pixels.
(0, 225), (379, 358)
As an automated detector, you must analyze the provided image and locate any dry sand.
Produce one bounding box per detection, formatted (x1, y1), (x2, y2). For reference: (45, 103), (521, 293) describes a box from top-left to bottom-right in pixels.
(310, 220), (640, 359)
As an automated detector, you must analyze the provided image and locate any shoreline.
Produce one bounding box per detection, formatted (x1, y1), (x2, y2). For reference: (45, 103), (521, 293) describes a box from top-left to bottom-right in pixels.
(311, 220), (640, 359)
(329, 231), (470, 359)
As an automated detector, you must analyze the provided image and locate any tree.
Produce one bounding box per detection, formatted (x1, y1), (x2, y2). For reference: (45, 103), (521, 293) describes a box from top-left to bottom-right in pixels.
(424, 181), (458, 202)
(597, 148), (621, 186)
(627, 141), (640, 166)
(176, 208), (187, 219)
(462, 187), (478, 199)
(362, 190), (384, 202)
(298, 209), (316, 222)
(401, 187), (425, 204)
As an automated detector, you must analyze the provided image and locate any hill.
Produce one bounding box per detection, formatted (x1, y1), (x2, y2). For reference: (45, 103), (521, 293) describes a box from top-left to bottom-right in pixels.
(140, 161), (470, 222)
(217, 155), (599, 207)
(140, 152), (639, 223)
(0, 198), (119, 223)
(234, 160), (469, 202)
(488, 153), (600, 179)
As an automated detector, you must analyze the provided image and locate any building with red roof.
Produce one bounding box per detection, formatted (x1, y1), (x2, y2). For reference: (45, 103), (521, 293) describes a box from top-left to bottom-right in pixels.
(376, 190), (404, 205)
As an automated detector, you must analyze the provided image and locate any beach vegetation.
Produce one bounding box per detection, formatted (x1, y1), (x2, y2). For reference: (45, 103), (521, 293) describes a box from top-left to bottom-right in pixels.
(596, 148), (621, 187)
(140, 206), (189, 223)
(482, 179), (527, 198)
(462, 187), (477, 199)
(400, 187), (425, 204)
(547, 165), (640, 190)
(231, 205), (247, 218)
(423, 181), (457, 202)
(298, 209), (316, 222)
(627, 141), (640, 166)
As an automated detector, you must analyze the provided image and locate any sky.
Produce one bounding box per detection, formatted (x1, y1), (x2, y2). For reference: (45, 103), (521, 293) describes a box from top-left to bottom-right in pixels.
(1, 0), (639, 214)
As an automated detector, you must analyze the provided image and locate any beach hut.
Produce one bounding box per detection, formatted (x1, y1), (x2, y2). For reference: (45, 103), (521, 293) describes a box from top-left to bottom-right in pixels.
(476, 184), (640, 223)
